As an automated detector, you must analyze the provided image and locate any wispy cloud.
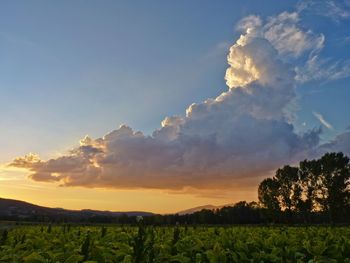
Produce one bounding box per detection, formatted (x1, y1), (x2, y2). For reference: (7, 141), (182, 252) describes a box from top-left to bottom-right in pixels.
(296, 55), (350, 83)
(313, 112), (333, 130)
(298, 0), (350, 22)
(0, 165), (25, 181)
(294, 0), (350, 83)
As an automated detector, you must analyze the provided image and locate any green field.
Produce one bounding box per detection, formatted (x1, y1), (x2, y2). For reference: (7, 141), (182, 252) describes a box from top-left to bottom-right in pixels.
(1, 225), (350, 263)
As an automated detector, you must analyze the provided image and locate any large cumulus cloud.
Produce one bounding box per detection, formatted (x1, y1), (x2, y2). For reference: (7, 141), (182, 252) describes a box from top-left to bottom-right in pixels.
(10, 11), (347, 193)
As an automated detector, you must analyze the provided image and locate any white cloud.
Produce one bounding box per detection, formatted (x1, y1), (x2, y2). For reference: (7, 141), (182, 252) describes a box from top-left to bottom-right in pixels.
(236, 15), (262, 33)
(313, 112), (333, 130)
(9, 9), (349, 195)
(235, 11), (324, 58)
(234, 11), (335, 84)
(263, 12), (324, 57)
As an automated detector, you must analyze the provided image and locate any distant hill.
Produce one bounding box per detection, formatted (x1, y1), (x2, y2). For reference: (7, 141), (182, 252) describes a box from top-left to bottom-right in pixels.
(176, 205), (220, 215)
(176, 203), (236, 215)
(0, 197), (236, 222)
(0, 197), (154, 221)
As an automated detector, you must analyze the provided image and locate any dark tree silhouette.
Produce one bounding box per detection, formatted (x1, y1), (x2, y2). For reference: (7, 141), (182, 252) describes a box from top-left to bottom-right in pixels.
(298, 159), (320, 214)
(258, 178), (279, 211)
(317, 152), (350, 222)
(258, 152), (350, 223)
(275, 165), (300, 212)
(258, 177), (280, 220)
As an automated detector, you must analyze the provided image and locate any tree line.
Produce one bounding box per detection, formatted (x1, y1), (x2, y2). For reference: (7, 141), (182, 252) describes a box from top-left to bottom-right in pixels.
(258, 152), (350, 224)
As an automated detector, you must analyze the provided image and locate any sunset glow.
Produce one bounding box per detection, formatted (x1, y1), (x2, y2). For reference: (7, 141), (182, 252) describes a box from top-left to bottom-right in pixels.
(1, 1), (350, 214)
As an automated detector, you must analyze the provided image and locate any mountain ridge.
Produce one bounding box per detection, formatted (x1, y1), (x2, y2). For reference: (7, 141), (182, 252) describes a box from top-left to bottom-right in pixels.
(0, 197), (231, 219)
(0, 197), (154, 220)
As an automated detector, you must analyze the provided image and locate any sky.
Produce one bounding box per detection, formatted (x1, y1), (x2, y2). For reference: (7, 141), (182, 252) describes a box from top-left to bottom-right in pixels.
(1, 0), (350, 214)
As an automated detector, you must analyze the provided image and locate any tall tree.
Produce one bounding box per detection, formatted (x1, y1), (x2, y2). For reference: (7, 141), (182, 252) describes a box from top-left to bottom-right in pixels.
(274, 165), (300, 212)
(258, 178), (280, 211)
(298, 159), (320, 214)
(317, 152), (350, 222)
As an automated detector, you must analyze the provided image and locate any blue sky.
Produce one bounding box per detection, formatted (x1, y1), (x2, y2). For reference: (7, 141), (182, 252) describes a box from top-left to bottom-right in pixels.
(0, 0), (307, 161)
(1, 1), (350, 211)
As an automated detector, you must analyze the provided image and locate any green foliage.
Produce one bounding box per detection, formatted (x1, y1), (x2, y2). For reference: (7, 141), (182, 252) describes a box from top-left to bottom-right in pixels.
(101, 227), (107, 238)
(0, 230), (8, 245)
(0, 225), (349, 262)
(81, 232), (91, 260)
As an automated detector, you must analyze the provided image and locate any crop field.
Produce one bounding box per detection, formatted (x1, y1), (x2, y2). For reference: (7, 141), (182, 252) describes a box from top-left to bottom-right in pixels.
(0, 225), (350, 263)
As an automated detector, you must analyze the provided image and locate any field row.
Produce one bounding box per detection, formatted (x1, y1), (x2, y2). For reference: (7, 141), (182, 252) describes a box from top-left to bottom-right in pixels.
(0, 225), (350, 262)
